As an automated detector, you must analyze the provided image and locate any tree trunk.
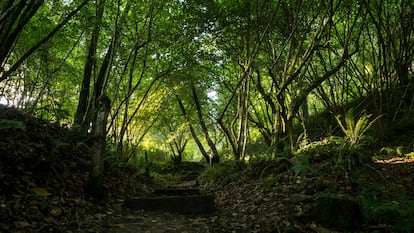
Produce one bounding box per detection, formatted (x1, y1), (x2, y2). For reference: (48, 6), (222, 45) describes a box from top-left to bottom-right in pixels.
(0, 0), (88, 82)
(176, 95), (211, 163)
(75, 0), (106, 126)
(190, 84), (220, 163)
(238, 73), (250, 160)
(86, 94), (111, 197)
(0, 0), (43, 70)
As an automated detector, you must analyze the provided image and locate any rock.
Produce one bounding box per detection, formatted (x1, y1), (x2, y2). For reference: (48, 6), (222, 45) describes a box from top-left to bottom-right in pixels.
(310, 194), (364, 231)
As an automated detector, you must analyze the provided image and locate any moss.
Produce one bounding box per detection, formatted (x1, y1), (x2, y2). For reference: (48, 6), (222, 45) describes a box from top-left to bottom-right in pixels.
(310, 194), (364, 231)
(364, 201), (414, 232)
(370, 204), (401, 225)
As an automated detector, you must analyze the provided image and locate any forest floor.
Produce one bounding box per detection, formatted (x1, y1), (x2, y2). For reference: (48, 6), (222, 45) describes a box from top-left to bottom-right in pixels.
(1, 106), (414, 232)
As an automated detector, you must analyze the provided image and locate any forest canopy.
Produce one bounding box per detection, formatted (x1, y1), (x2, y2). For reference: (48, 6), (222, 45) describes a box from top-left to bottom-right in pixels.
(0, 0), (413, 164)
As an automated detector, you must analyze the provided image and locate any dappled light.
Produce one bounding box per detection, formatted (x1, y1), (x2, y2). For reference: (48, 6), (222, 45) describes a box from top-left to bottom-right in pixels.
(375, 157), (414, 164)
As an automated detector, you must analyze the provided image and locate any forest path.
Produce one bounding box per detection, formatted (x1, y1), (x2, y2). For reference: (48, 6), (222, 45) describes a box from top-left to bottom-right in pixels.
(103, 162), (218, 233)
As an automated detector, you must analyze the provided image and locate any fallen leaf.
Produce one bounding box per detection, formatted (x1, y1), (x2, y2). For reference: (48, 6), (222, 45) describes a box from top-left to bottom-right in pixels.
(50, 206), (62, 216)
(108, 223), (125, 228)
(16, 221), (31, 227)
(288, 194), (314, 203)
(283, 219), (291, 227)
(30, 187), (51, 196)
(95, 213), (106, 220)
(43, 216), (56, 223)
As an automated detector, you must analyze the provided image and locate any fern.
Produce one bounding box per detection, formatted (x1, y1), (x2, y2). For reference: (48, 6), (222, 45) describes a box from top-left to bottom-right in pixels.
(334, 109), (382, 148)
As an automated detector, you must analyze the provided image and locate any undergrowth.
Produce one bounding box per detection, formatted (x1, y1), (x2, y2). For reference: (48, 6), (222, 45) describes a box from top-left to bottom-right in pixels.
(198, 160), (246, 189)
(361, 184), (414, 232)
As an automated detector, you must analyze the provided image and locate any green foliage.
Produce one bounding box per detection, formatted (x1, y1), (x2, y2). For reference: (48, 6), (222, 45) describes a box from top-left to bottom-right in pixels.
(198, 160), (245, 188)
(262, 175), (281, 189)
(364, 201), (414, 232)
(294, 135), (369, 175)
(297, 138), (339, 160)
(252, 157), (290, 178)
(310, 194), (364, 231)
(334, 109), (382, 149)
(370, 203), (401, 224)
(292, 109), (382, 171)
(291, 153), (311, 176)
(1, 0), (413, 179)
(405, 152), (414, 157)
(360, 185), (414, 232)
(0, 119), (26, 131)
(373, 146), (407, 160)
(199, 157), (291, 190)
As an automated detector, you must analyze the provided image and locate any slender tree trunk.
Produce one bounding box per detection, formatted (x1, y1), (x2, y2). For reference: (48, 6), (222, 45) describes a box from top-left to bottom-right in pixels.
(115, 39), (150, 155)
(0, 0), (43, 69)
(0, 0), (89, 82)
(84, 0), (132, 128)
(176, 95), (211, 163)
(238, 74), (250, 160)
(75, 0), (105, 126)
(190, 84), (220, 163)
(217, 73), (246, 159)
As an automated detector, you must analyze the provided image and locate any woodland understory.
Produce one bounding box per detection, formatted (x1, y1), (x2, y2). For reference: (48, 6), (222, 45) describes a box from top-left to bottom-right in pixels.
(1, 105), (414, 232)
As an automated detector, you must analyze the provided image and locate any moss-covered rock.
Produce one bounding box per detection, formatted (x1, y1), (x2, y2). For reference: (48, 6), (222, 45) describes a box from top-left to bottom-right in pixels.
(370, 203), (401, 225)
(310, 194), (364, 231)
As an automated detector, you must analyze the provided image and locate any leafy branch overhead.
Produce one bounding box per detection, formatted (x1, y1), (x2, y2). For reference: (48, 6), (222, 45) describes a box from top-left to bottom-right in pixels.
(0, 0), (413, 180)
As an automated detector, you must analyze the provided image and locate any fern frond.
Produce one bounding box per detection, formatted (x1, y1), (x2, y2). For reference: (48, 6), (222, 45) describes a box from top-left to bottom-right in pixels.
(334, 114), (347, 135)
(365, 114), (383, 132)
(345, 110), (355, 137)
(333, 109), (382, 147)
(353, 113), (371, 139)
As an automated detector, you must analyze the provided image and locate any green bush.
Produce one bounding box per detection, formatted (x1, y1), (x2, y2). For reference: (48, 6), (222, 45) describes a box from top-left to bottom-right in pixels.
(294, 135), (368, 174)
(370, 203), (401, 225)
(0, 119), (26, 131)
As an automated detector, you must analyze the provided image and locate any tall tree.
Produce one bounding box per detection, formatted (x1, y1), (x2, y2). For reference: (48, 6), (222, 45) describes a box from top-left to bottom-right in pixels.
(74, 0), (106, 126)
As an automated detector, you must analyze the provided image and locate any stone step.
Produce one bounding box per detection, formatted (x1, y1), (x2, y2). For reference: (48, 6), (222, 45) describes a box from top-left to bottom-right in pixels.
(181, 172), (200, 181)
(124, 195), (216, 215)
(168, 180), (198, 189)
(153, 188), (200, 196)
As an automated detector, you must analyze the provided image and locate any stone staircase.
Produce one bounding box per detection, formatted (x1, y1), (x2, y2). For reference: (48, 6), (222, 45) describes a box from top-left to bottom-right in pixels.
(124, 162), (215, 215)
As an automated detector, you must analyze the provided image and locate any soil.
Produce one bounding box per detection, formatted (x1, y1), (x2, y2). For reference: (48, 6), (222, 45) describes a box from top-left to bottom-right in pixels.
(1, 106), (414, 232)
